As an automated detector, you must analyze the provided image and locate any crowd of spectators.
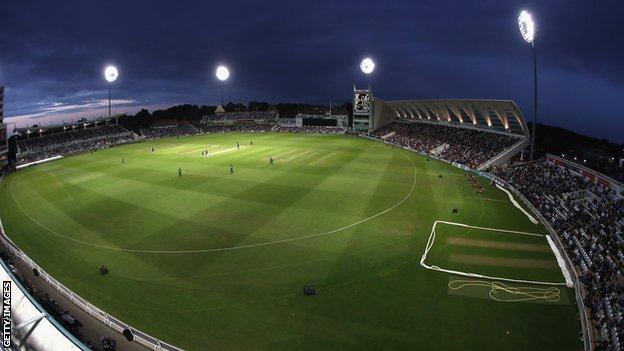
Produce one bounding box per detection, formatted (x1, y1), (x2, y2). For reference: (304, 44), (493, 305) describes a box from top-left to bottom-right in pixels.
(203, 111), (277, 122)
(141, 123), (198, 139)
(371, 122), (518, 168)
(277, 125), (345, 134)
(494, 160), (624, 351)
(17, 124), (134, 164)
(200, 123), (274, 133)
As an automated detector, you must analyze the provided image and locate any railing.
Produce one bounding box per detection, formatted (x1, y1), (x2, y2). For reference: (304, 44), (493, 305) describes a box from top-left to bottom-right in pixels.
(0, 216), (184, 351)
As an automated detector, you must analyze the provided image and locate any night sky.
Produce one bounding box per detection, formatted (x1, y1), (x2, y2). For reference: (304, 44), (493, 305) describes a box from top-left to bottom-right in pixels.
(1, 1), (622, 142)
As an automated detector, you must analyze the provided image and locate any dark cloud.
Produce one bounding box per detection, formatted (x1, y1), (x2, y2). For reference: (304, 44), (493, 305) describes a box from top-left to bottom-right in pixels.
(0, 0), (622, 142)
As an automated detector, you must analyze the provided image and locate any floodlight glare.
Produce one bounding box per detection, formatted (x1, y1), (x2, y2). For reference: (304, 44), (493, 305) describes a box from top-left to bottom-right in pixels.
(518, 10), (535, 43)
(216, 66), (230, 81)
(104, 65), (119, 83)
(360, 58), (375, 75)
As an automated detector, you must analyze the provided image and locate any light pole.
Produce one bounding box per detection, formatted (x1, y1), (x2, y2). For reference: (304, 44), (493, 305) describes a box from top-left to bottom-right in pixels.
(215, 65), (230, 107)
(518, 10), (537, 160)
(104, 65), (119, 121)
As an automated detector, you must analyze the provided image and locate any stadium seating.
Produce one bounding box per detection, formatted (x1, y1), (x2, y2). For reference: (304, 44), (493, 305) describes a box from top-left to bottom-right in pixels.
(371, 122), (518, 168)
(200, 124), (274, 133)
(276, 125), (345, 134)
(17, 124), (134, 164)
(203, 111), (277, 122)
(494, 160), (624, 351)
(141, 123), (198, 139)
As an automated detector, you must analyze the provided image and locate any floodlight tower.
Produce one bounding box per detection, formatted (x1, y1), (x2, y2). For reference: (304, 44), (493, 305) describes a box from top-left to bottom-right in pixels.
(104, 65), (119, 122)
(518, 10), (538, 160)
(215, 65), (230, 107)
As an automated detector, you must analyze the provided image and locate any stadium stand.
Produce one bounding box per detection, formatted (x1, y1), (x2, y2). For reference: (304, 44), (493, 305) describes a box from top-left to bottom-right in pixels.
(202, 111), (277, 122)
(17, 124), (135, 165)
(276, 125), (345, 134)
(200, 124), (274, 133)
(494, 160), (624, 351)
(371, 122), (518, 169)
(141, 122), (198, 139)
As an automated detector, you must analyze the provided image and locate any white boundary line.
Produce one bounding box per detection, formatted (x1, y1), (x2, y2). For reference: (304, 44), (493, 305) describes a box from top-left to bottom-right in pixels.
(419, 220), (568, 286)
(16, 155), (64, 169)
(496, 184), (539, 224)
(7, 150), (418, 254)
(546, 236), (574, 287)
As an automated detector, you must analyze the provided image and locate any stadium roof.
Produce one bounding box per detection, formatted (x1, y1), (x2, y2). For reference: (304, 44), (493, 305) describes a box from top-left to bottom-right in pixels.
(385, 99), (529, 137)
(13, 115), (119, 135)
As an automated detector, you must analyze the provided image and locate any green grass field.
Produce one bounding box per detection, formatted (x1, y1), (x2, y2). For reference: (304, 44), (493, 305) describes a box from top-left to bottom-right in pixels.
(0, 132), (582, 350)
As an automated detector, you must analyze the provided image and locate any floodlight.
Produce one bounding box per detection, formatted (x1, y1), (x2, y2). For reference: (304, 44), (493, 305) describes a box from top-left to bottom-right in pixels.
(216, 66), (230, 81)
(104, 65), (119, 83)
(518, 10), (535, 43)
(360, 58), (375, 75)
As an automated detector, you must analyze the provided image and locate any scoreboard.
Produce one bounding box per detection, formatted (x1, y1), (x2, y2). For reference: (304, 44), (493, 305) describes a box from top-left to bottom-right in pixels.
(352, 87), (373, 132)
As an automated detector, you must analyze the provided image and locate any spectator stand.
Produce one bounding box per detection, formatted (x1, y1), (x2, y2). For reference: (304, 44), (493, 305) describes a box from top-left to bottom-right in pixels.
(16, 124), (135, 166)
(369, 121), (521, 169)
(493, 157), (624, 350)
(141, 120), (198, 139)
